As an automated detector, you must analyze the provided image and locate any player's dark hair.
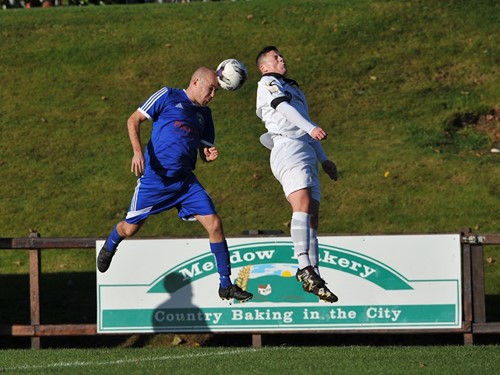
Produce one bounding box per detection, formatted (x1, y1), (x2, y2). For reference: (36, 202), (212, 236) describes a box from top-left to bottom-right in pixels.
(256, 45), (279, 66)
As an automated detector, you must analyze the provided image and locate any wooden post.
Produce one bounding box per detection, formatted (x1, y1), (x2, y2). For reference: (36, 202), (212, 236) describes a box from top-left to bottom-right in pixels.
(471, 243), (486, 324)
(252, 334), (262, 348)
(461, 228), (474, 345)
(28, 231), (41, 349)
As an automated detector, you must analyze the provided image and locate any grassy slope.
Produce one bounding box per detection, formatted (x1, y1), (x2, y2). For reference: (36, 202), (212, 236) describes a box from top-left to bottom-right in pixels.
(0, 1), (498, 287)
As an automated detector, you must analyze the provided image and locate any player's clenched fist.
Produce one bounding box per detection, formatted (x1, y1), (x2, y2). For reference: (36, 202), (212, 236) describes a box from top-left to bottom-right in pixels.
(310, 127), (328, 141)
(204, 147), (219, 162)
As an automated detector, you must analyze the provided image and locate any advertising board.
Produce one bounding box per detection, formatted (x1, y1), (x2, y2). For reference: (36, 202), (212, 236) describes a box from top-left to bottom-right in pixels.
(97, 234), (461, 333)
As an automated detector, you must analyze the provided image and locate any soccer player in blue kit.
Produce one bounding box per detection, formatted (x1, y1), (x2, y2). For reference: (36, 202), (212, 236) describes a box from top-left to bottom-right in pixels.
(97, 67), (253, 302)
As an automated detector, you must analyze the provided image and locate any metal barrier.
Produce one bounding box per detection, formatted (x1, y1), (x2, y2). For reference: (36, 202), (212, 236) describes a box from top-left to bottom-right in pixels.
(1, 229), (499, 348)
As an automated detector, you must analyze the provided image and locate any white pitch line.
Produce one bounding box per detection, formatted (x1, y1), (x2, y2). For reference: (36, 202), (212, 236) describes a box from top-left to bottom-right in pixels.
(0, 348), (259, 372)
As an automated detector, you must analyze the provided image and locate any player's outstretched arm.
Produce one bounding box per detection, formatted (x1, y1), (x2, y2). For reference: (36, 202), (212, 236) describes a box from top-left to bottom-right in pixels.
(127, 110), (147, 176)
(310, 136), (337, 180)
(276, 101), (327, 141)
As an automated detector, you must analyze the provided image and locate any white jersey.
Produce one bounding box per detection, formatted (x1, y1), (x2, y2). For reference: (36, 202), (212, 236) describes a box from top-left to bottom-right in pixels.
(256, 73), (323, 200)
(256, 73), (316, 139)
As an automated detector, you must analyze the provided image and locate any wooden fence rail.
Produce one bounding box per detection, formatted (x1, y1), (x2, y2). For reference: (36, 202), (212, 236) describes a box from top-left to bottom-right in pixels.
(1, 230), (499, 349)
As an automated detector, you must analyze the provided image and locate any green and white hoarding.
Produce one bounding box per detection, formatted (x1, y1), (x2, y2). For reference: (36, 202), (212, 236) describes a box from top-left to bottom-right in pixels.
(97, 234), (462, 333)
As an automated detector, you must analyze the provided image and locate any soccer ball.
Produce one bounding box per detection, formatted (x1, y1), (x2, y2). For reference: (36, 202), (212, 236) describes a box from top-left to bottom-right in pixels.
(216, 59), (248, 91)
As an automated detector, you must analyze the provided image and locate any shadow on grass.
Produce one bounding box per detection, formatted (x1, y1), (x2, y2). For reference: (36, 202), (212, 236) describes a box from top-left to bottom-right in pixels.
(485, 294), (500, 322)
(1, 273), (499, 348)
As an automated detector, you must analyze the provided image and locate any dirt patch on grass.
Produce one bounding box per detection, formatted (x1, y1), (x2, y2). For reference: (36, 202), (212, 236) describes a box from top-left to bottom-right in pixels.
(476, 108), (500, 145)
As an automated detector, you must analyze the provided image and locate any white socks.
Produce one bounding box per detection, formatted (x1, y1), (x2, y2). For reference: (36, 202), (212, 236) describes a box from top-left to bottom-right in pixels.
(291, 212), (311, 269)
(309, 228), (320, 276)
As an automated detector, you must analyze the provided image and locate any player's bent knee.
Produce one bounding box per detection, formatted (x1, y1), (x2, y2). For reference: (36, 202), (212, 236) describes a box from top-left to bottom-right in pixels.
(120, 222), (141, 238)
(198, 214), (223, 236)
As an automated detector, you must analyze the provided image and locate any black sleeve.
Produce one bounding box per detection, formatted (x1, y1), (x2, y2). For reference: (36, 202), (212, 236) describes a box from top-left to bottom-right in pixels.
(199, 146), (208, 162)
(270, 95), (290, 109)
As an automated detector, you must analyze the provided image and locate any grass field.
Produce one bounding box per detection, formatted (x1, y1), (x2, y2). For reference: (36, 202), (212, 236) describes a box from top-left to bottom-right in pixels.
(0, 0), (499, 355)
(1, 346), (500, 374)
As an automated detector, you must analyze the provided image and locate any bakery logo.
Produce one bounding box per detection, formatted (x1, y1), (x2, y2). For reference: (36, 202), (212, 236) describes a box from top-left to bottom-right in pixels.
(147, 242), (413, 302)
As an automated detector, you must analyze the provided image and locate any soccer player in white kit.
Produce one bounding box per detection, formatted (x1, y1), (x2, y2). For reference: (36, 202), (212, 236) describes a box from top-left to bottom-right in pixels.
(256, 46), (339, 303)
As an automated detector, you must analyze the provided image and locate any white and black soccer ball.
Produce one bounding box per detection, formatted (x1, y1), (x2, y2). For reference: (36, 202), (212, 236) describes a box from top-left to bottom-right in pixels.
(216, 59), (248, 91)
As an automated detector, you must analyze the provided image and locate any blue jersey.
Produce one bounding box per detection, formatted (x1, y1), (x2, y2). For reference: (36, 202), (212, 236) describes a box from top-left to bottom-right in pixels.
(138, 87), (215, 178)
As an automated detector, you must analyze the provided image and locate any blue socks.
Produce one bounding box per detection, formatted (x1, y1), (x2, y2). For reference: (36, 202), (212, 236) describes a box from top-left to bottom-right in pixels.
(210, 241), (232, 288)
(106, 225), (124, 253)
(219, 275), (231, 289)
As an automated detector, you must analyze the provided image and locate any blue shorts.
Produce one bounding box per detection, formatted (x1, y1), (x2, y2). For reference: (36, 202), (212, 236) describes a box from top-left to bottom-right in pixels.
(125, 172), (217, 224)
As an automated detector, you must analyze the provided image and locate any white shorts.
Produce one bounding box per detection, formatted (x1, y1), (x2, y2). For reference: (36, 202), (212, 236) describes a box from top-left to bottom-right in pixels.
(270, 136), (320, 201)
